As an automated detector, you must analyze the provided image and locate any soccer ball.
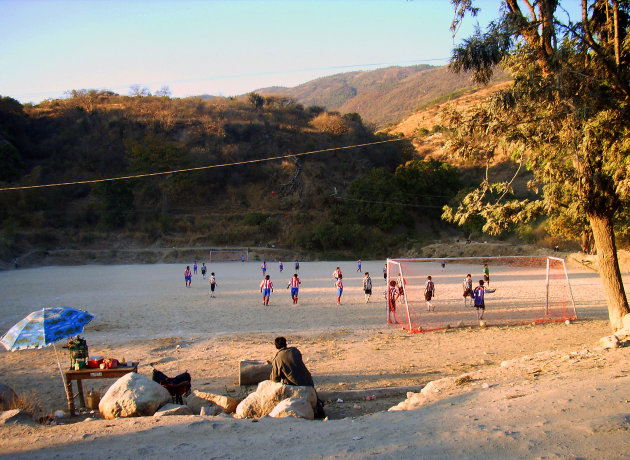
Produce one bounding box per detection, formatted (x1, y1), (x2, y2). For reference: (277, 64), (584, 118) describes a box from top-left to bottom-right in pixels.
(479, 320), (487, 328)
(565, 319), (571, 325)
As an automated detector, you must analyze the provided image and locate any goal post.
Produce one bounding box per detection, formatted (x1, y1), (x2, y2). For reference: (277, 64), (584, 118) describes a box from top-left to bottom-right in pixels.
(209, 248), (248, 263)
(386, 255), (577, 333)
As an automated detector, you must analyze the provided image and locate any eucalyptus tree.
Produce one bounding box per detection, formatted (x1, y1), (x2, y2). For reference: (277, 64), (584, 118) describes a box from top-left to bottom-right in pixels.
(442, 0), (630, 330)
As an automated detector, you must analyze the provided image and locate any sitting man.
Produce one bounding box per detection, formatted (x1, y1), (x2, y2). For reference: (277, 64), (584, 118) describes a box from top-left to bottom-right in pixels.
(270, 336), (324, 417)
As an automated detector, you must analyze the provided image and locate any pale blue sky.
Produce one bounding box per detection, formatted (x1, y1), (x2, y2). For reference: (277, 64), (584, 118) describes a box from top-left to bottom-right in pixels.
(1, 1), (581, 103)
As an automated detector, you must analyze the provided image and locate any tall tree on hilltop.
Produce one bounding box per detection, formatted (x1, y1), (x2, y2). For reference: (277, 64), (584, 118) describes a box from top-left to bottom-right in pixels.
(442, 0), (630, 330)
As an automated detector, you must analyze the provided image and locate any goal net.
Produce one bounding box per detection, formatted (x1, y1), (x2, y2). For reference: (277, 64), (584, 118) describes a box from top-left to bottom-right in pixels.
(209, 248), (248, 263)
(386, 256), (577, 333)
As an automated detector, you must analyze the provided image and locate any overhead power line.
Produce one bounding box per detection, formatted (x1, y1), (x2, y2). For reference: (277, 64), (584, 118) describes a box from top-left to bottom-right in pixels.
(0, 138), (407, 193)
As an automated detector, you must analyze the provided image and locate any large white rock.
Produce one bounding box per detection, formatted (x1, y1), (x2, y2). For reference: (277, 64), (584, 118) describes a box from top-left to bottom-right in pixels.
(99, 372), (171, 419)
(269, 397), (314, 420)
(235, 380), (316, 419)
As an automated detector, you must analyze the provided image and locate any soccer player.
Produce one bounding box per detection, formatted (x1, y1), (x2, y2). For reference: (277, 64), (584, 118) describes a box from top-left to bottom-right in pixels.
(193, 261), (198, 275)
(287, 273), (301, 304)
(335, 274), (343, 305)
(387, 280), (400, 322)
(201, 263), (207, 278)
(357, 259), (362, 272)
(241, 255), (245, 263)
(279, 260), (284, 272)
(424, 275), (435, 311)
(184, 266), (192, 287)
(261, 261), (267, 276)
(383, 265), (387, 280)
(473, 279), (496, 320)
(260, 274), (273, 306)
(209, 272), (218, 297)
(483, 263), (490, 286)
(363, 272), (372, 303)
(332, 267), (342, 285)
(295, 260), (300, 272)
(462, 273), (473, 307)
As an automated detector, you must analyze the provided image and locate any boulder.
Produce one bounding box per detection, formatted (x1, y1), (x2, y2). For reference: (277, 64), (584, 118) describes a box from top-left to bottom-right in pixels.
(239, 360), (273, 386)
(599, 335), (620, 349)
(99, 372), (171, 419)
(269, 397), (314, 420)
(154, 403), (193, 417)
(189, 390), (240, 414)
(0, 383), (18, 411)
(185, 393), (219, 415)
(0, 409), (36, 425)
(235, 380), (317, 419)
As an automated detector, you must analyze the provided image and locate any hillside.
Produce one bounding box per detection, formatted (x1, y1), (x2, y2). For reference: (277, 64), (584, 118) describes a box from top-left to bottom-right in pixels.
(1, 91), (466, 264)
(257, 65), (509, 128)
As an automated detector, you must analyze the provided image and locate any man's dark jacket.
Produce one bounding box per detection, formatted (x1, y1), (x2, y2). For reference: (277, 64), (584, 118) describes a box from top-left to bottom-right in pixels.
(270, 346), (314, 387)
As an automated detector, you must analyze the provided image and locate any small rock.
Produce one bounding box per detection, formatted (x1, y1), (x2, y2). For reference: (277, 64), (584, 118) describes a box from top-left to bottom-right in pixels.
(200, 405), (221, 416)
(154, 403), (194, 417)
(599, 335), (620, 349)
(481, 383), (490, 389)
(353, 404), (361, 410)
(0, 409), (36, 426)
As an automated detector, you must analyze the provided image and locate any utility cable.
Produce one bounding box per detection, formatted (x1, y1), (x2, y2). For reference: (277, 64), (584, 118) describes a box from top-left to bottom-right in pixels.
(0, 138), (406, 192)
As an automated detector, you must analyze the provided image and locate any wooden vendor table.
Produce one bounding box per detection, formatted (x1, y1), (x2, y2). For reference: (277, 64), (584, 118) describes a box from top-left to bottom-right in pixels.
(64, 363), (138, 413)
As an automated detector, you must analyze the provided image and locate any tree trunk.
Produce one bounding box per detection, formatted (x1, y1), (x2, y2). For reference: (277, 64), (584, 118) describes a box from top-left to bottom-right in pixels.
(588, 213), (630, 331)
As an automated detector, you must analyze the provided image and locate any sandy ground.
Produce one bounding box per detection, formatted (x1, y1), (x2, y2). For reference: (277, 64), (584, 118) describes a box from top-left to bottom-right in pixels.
(0, 260), (628, 459)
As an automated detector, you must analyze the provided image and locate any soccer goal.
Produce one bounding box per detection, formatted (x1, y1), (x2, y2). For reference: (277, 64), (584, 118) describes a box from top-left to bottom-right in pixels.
(209, 248), (248, 263)
(386, 256), (577, 333)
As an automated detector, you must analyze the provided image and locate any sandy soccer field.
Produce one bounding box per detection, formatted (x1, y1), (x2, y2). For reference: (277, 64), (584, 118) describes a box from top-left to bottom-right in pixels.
(0, 260), (628, 459)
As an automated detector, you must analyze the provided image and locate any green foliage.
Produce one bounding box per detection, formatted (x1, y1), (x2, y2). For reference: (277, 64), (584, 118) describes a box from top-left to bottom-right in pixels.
(331, 160), (462, 232)
(247, 92), (264, 110)
(245, 212), (270, 226)
(92, 180), (135, 229)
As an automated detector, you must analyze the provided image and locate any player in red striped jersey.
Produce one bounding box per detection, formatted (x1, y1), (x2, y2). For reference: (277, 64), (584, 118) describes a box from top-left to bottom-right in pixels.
(287, 273), (301, 304)
(260, 274), (274, 306)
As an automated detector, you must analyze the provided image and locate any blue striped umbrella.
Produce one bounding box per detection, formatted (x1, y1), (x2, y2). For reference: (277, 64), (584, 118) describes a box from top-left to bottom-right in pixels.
(1, 307), (95, 351)
(1, 307), (95, 412)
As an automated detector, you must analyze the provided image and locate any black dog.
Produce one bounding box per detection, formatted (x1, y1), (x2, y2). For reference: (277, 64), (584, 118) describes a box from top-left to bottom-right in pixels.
(152, 368), (192, 404)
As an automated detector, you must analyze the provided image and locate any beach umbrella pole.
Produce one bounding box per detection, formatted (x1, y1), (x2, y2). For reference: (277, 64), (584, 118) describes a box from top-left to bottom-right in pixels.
(52, 342), (73, 413)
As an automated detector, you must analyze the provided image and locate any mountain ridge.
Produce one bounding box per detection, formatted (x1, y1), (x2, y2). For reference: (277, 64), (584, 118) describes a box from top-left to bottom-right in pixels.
(254, 64), (508, 128)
